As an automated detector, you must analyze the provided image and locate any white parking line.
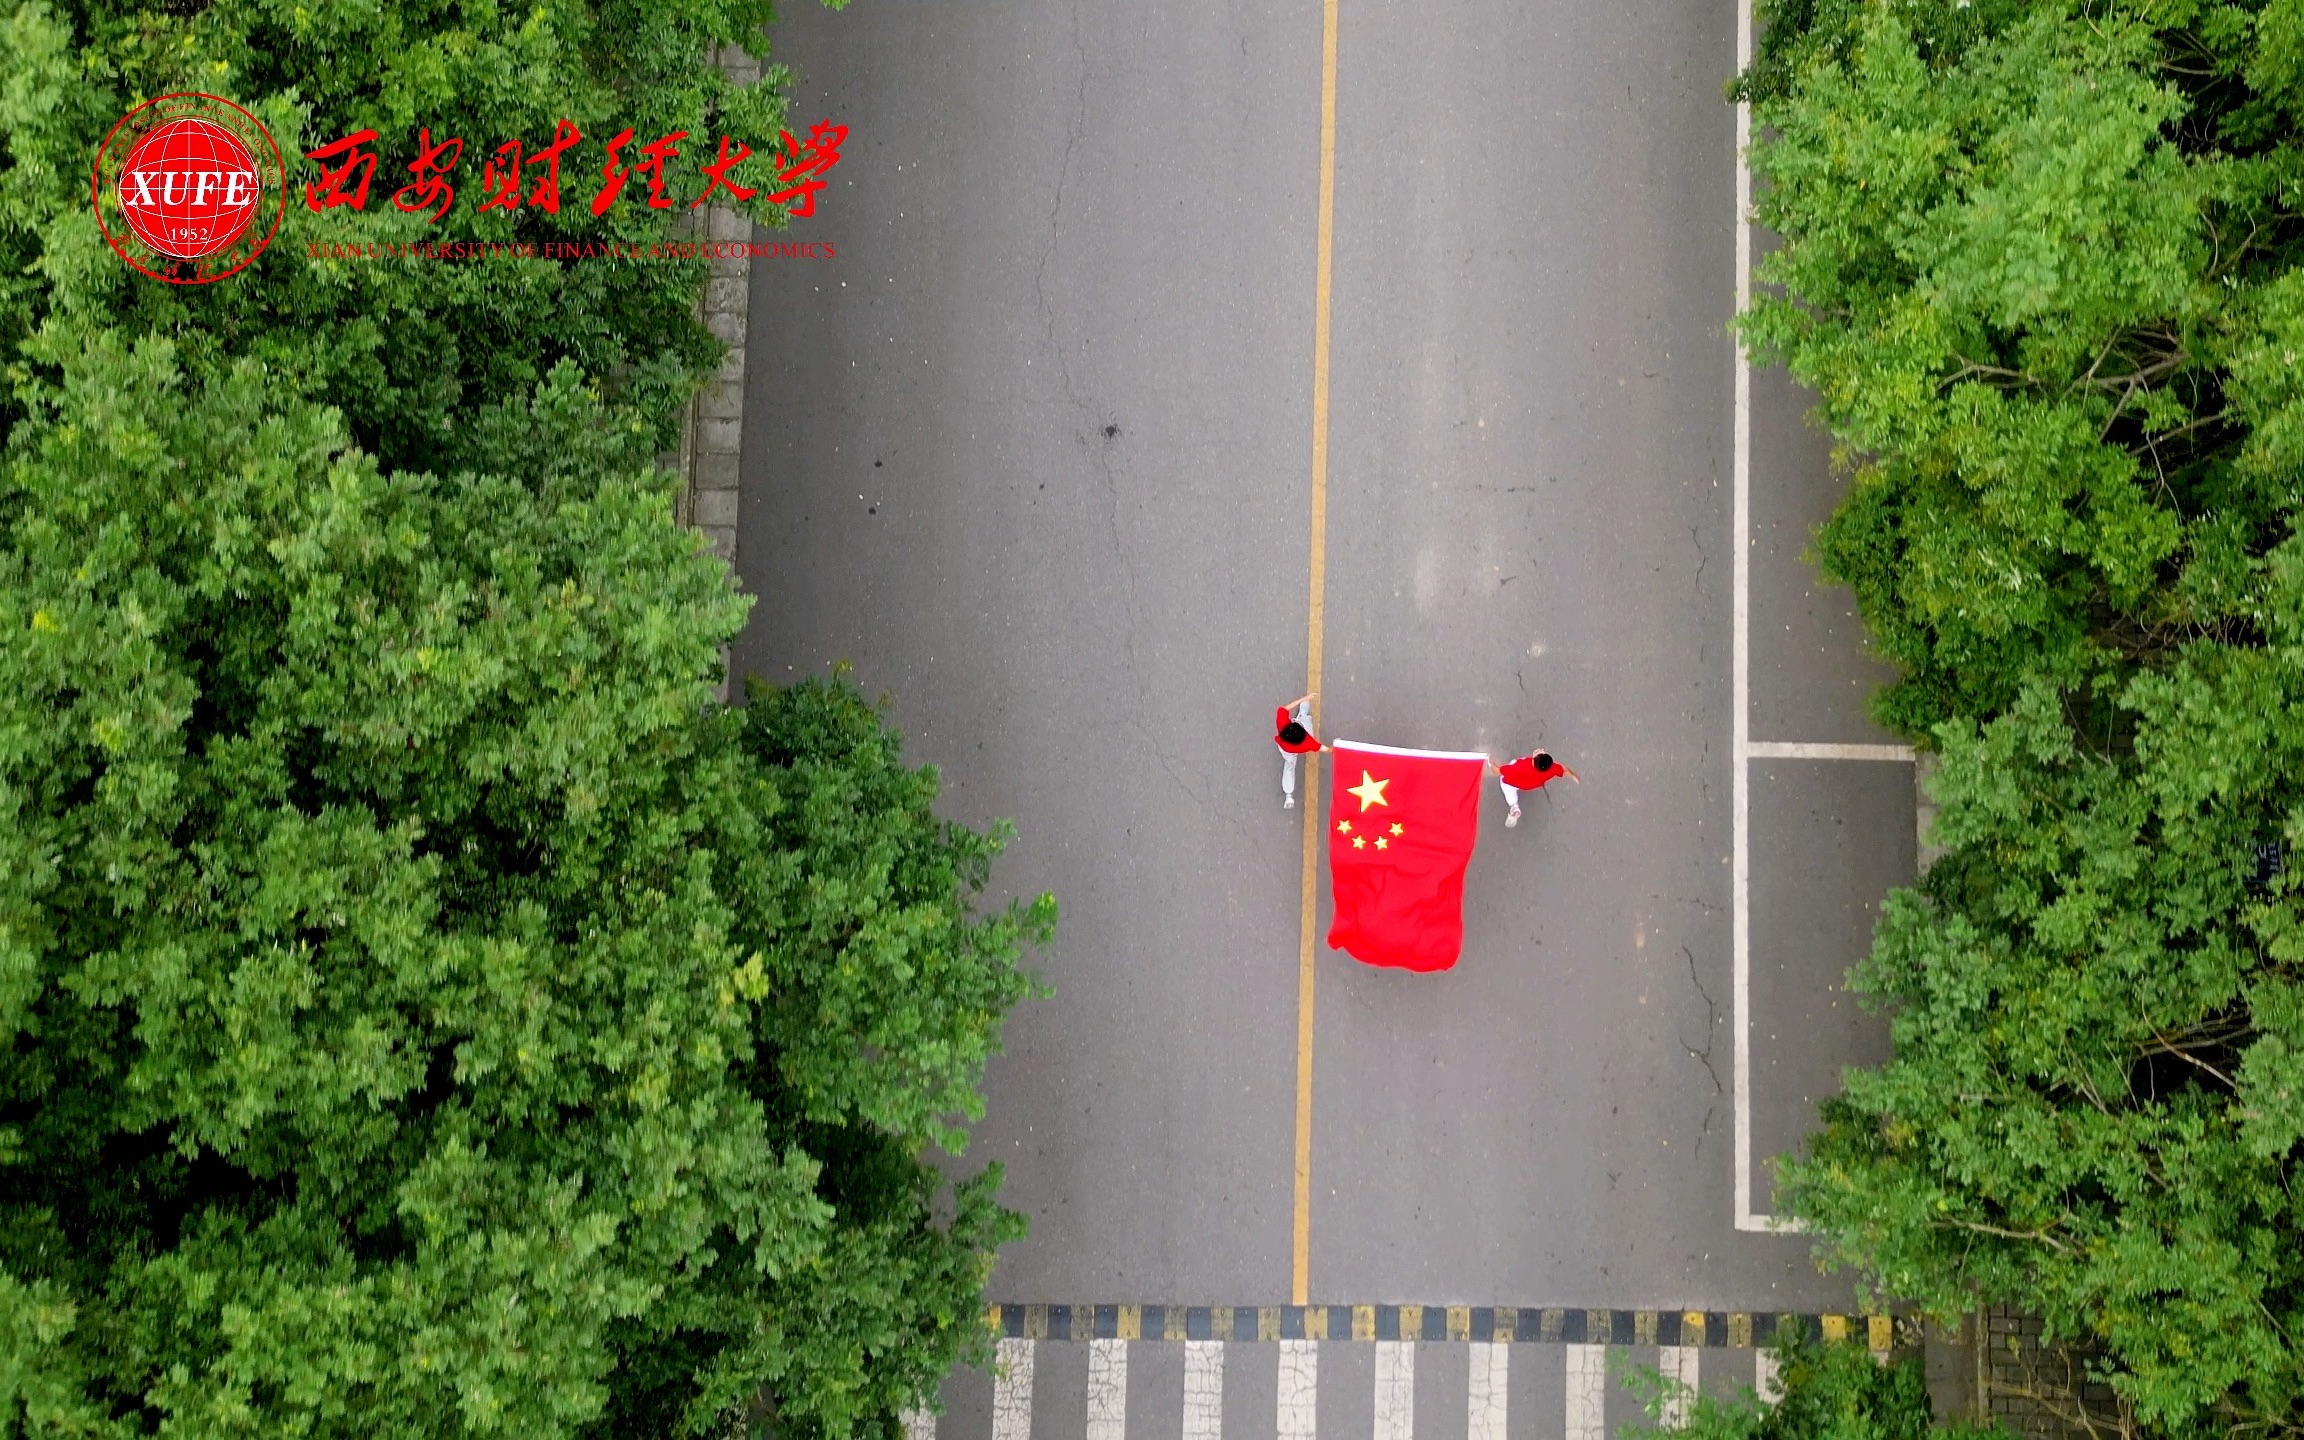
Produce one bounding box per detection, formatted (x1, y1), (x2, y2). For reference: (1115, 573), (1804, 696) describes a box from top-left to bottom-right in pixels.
(992, 1338), (1034, 1440)
(1087, 1339), (1127, 1440)
(1278, 1341), (1319, 1440)
(1184, 1341), (1225, 1440)
(1467, 1343), (1508, 1440)
(1746, 741), (1915, 761)
(1728, 0), (1885, 1234)
(1374, 1341), (1415, 1440)
(1565, 1345), (1607, 1440)
(1730, 0), (1759, 1233)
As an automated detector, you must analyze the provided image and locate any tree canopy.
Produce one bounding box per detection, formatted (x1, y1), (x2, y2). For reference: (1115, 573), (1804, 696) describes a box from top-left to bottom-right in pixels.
(1739, 2), (2304, 1432)
(0, 0), (1052, 1431)
(1, 329), (1050, 1435)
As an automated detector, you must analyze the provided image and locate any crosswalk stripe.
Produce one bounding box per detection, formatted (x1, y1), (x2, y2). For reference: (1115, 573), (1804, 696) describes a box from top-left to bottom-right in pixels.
(1756, 1347), (1784, 1402)
(951, 1334), (1776, 1440)
(1183, 1341), (1224, 1440)
(1087, 1339), (1126, 1440)
(1373, 1341), (1414, 1440)
(1278, 1340), (1318, 1440)
(1658, 1346), (1700, 1426)
(993, 1337), (1034, 1440)
(1565, 1344), (1607, 1440)
(1467, 1343), (1507, 1440)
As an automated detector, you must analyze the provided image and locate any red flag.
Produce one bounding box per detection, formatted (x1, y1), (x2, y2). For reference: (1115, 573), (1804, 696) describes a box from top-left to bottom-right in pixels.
(1325, 740), (1488, 972)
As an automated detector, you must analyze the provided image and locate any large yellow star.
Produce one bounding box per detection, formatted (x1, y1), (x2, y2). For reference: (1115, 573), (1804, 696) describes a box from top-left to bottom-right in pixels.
(1346, 771), (1391, 811)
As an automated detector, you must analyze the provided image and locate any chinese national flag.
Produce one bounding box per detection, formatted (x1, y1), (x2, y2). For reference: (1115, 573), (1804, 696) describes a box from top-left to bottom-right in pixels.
(1325, 740), (1488, 972)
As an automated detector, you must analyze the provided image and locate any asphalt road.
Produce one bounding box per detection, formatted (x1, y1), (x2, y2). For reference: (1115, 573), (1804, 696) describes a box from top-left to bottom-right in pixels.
(730, 0), (1911, 1355)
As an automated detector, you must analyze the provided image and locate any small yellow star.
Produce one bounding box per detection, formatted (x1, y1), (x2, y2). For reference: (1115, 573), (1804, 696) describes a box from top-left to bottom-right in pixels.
(1346, 771), (1391, 810)
(1375, 837), (1389, 851)
(1352, 836), (1367, 849)
(1336, 819), (1353, 834)
(1389, 823), (1404, 837)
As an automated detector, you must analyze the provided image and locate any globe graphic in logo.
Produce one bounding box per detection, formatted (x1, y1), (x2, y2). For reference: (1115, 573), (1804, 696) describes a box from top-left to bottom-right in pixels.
(117, 117), (262, 260)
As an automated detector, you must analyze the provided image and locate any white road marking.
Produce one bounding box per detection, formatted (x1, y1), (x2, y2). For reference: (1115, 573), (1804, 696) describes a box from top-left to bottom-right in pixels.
(1088, 1339), (1127, 1440)
(1731, 0), (1757, 1230)
(1279, 1341), (1319, 1440)
(1756, 1347), (1785, 1402)
(1565, 1345), (1607, 1440)
(1658, 1346), (1701, 1426)
(902, 1408), (936, 1440)
(1374, 1341), (1415, 1440)
(1184, 1341), (1225, 1440)
(993, 1338), (1034, 1440)
(1746, 741), (1916, 761)
(1728, 0), (1816, 1239)
(1467, 1343), (1508, 1440)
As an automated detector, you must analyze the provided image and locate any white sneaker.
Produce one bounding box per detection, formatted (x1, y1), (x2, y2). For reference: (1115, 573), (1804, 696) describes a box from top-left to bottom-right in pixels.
(1506, 809), (1520, 827)
(1285, 796), (1295, 809)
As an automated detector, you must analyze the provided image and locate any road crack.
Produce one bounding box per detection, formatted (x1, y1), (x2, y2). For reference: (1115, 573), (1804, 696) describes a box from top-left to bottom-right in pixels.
(1033, 0), (1090, 420)
(1679, 943), (1724, 1098)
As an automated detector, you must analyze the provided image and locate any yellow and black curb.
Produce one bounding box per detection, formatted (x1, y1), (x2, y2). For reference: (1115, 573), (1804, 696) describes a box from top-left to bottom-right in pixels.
(986, 1305), (1911, 1352)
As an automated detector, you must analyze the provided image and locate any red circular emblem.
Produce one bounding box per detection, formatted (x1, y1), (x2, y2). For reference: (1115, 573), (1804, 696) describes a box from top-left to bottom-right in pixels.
(93, 94), (286, 284)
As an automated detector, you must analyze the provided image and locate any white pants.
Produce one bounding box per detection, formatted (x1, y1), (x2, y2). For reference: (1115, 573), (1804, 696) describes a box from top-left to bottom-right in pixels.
(1498, 772), (1525, 813)
(1281, 702), (1312, 799)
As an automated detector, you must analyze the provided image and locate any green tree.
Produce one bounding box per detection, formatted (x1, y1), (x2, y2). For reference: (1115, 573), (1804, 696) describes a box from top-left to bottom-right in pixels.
(1736, 1), (2304, 1433)
(0, 325), (1050, 1435)
(1735, 0), (2304, 738)
(1, 0), (1051, 1430)
(1782, 622), (2304, 1433)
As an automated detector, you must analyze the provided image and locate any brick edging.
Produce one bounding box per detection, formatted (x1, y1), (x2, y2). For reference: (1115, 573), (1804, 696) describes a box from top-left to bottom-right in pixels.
(1978, 1304), (2121, 1439)
(660, 42), (758, 698)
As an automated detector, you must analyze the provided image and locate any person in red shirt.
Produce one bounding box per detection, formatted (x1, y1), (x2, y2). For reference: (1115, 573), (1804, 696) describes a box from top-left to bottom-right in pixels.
(1275, 691), (1326, 809)
(1488, 749), (1578, 827)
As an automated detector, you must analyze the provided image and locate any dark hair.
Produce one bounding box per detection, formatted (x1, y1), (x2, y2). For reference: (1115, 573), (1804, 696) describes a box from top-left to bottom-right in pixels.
(1280, 722), (1310, 746)
(1532, 751), (1553, 770)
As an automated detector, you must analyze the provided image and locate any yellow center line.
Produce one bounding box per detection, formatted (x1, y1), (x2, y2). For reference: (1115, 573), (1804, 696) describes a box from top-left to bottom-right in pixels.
(1293, 0), (1341, 1310)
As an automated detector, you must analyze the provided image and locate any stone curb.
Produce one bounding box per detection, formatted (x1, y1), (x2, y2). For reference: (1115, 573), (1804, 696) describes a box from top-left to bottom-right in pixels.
(659, 41), (761, 699)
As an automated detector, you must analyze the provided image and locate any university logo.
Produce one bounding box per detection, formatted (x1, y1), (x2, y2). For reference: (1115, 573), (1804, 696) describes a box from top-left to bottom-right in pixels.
(93, 93), (287, 284)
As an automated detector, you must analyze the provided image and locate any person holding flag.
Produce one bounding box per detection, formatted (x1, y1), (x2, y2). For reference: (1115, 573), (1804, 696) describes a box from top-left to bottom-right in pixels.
(1489, 749), (1578, 827)
(1274, 691), (1326, 808)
